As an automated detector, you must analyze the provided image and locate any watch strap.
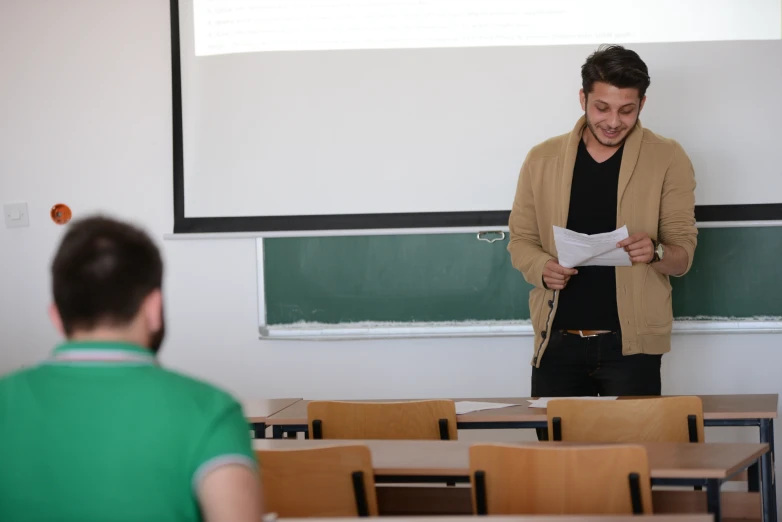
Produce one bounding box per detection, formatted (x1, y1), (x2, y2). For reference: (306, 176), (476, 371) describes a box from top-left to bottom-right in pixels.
(650, 239), (660, 263)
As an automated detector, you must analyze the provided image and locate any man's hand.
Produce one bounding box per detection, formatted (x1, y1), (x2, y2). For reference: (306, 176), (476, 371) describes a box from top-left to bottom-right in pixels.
(617, 233), (654, 264)
(543, 259), (578, 290)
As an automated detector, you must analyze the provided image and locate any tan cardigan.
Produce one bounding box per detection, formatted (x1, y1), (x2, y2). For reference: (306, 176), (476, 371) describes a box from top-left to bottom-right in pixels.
(508, 116), (697, 367)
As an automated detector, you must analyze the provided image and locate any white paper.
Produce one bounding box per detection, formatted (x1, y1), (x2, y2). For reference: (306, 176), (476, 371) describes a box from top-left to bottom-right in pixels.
(454, 401), (520, 414)
(527, 396), (618, 408)
(553, 225), (632, 269)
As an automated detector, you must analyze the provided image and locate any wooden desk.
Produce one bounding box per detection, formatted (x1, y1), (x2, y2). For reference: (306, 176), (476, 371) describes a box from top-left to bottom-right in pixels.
(266, 394), (777, 521)
(252, 439), (765, 481)
(278, 515), (714, 522)
(266, 395), (778, 428)
(241, 398), (301, 438)
(253, 439), (766, 521)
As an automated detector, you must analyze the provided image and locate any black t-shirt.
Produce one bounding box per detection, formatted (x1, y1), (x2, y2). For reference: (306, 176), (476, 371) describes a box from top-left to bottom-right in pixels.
(551, 138), (623, 331)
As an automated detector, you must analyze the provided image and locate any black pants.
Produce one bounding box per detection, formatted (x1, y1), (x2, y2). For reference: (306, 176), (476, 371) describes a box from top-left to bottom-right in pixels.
(531, 330), (662, 440)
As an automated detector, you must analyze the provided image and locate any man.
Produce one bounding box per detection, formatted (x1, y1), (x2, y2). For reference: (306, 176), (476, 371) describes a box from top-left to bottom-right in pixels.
(0, 216), (265, 521)
(508, 45), (697, 400)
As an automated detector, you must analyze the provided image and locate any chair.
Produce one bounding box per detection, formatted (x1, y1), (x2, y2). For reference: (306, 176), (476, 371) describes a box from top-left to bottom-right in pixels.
(469, 443), (653, 515)
(307, 400), (458, 440)
(546, 397), (705, 443)
(255, 445), (378, 517)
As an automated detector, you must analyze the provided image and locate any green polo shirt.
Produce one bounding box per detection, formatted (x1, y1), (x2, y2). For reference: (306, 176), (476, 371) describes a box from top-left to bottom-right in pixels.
(0, 341), (256, 522)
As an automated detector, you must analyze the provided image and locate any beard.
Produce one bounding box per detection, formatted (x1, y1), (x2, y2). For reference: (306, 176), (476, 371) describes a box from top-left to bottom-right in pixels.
(148, 310), (166, 355)
(585, 111), (638, 148)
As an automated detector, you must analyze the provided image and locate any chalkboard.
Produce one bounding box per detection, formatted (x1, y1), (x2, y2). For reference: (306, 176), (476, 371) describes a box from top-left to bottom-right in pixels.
(263, 227), (782, 326)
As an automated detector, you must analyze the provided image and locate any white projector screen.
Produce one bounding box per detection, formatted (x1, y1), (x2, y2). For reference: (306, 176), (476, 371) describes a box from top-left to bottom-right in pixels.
(173, 0), (782, 232)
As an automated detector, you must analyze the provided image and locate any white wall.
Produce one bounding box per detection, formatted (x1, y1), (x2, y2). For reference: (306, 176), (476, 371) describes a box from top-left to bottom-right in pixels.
(2, 0), (781, 505)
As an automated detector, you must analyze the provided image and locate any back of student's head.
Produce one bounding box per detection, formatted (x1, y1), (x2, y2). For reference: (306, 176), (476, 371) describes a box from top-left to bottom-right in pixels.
(50, 215), (163, 341)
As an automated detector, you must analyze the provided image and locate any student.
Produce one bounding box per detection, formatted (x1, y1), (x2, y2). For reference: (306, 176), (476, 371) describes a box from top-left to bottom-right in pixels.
(0, 216), (264, 522)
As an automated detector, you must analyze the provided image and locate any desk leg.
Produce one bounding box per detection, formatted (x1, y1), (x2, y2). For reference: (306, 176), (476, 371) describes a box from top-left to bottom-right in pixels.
(706, 479), (722, 522)
(749, 461), (760, 492)
(760, 419), (777, 522)
(272, 425), (284, 439)
(251, 422), (266, 439)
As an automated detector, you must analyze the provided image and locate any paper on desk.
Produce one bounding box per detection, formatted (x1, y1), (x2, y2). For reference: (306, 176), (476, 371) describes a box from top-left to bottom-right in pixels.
(528, 396), (618, 408)
(553, 225), (631, 269)
(454, 401), (520, 415)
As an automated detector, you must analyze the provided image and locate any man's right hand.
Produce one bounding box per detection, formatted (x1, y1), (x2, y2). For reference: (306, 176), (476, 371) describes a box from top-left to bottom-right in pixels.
(543, 259), (578, 290)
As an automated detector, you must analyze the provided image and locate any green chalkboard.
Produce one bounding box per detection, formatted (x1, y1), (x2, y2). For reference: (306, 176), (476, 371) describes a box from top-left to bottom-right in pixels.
(264, 227), (782, 325)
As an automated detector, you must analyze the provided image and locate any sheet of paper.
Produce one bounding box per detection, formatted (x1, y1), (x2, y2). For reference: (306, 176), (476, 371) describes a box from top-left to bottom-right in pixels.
(454, 401), (520, 415)
(527, 396), (618, 409)
(553, 225), (631, 269)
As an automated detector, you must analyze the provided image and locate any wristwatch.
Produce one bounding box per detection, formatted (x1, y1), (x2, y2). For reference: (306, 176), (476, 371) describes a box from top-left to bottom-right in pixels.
(651, 239), (665, 263)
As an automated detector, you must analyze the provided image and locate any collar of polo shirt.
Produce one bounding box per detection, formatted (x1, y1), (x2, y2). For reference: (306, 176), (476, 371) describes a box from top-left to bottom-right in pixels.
(49, 341), (157, 365)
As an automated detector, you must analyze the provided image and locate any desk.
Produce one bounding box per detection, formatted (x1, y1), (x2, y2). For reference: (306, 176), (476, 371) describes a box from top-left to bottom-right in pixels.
(266, 394), (777, 521)
(253, 439), (767, 521)
(278, 515), (714, 522)
(241, 398), (301, 438)
(266, 395), (778, 430)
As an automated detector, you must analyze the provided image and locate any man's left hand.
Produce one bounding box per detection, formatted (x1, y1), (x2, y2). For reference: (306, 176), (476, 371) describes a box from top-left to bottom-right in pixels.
(617, 233), (654, 264)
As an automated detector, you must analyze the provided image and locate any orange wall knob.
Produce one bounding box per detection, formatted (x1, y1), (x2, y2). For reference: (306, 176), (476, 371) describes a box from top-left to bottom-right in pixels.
(51, 204), (72, 225)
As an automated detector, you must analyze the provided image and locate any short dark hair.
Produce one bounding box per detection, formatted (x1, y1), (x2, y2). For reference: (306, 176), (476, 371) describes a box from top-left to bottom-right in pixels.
(51, 216), (163, 336)
(581, 45), (651, 99)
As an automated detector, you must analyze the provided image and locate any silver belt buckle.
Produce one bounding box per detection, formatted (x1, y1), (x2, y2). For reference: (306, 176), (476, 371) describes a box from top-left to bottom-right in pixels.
(578, 330), (600, 338)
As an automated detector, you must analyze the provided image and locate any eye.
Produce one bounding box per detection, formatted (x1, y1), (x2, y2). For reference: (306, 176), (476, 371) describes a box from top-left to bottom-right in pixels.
(596, 106), (609, 112)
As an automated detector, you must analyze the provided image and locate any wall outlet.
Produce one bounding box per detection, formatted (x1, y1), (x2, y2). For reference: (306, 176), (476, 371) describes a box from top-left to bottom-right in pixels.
(4, 203), (30, 228)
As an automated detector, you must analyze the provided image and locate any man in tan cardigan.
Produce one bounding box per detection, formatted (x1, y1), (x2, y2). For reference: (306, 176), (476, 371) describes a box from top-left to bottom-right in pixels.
(508, 45), (697, 400)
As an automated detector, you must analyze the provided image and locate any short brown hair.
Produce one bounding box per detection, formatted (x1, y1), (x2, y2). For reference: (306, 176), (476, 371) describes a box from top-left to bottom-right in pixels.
(51, 216), (163, 335)
(582, 45), (651, 99)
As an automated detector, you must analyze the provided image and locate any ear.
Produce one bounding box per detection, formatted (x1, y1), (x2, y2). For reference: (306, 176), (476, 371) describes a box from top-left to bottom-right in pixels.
(639, 95), (646, 112)
(579, 88), (587, 111)
(141, 289), (163, 333)
(48, 304), (66, 336)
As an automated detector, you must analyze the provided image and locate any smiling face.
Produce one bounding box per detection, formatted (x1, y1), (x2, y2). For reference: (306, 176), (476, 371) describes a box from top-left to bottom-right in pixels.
(580, 81), (645, 148)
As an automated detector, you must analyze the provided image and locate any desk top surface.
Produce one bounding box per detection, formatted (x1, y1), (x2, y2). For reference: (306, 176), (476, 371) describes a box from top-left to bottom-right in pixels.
(264, 394), (778, 425)
(241, 398), (301, 422)
(284, 514), (714, 522)
(252, 439), (768, 480)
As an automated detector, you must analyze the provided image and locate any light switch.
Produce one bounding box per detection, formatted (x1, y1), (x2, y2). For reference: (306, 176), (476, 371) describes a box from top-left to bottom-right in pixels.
(4, 203), (30, 228)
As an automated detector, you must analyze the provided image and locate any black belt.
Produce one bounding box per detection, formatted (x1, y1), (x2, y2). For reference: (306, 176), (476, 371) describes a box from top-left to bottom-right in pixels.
(563, 329), (614, 337)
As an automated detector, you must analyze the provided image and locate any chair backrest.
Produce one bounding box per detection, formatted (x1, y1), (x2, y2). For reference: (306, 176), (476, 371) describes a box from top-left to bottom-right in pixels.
(547, 397), (705, 443)
(307, 400), (458, 440)
(469, 443), (652, 515)
(255, 445), (378, 517)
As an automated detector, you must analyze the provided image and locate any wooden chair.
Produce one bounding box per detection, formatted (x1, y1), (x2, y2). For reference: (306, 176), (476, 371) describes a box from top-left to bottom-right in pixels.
(546, 397), (705, 443)
(469, 443), (653, 515)
(307, 400), (458, 440)
(255, 445), (378, 517)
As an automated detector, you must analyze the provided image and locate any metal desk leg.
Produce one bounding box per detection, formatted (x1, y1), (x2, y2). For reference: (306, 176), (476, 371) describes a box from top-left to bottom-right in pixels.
(760, 419), (777, 522)
(272, 425), (284, 439)
(749, 461), (760, 492)
(706, 478), (722, 522)
(251, 422), (266, 439)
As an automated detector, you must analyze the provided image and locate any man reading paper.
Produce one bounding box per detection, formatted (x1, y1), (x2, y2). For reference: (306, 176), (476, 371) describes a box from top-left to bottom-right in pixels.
(507, 45), (697, 402)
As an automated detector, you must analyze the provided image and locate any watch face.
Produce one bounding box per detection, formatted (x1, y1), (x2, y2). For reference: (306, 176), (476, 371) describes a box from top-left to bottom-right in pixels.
(657, 244), (664, 259)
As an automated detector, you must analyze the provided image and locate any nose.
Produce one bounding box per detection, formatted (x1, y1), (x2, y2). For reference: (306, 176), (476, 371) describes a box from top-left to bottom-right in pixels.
(608, 112), (621, 128)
